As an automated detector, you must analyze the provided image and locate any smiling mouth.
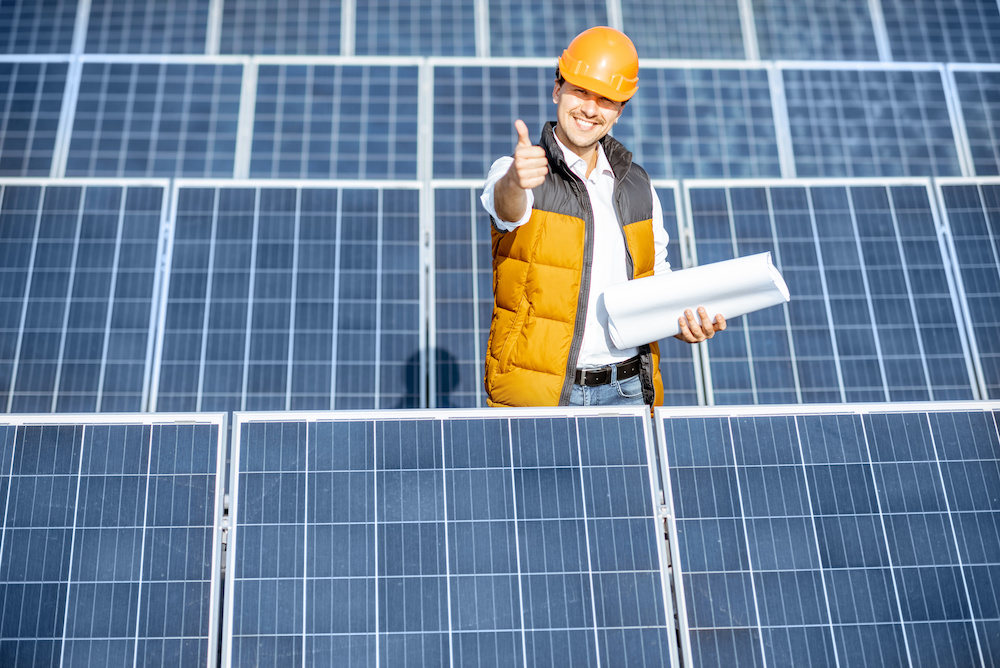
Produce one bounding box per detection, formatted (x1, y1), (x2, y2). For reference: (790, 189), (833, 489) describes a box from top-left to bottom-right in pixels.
(573, 117), (599, 130)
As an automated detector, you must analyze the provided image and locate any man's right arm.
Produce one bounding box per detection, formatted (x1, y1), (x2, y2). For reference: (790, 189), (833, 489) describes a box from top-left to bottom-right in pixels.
(480, 120), (548, 228)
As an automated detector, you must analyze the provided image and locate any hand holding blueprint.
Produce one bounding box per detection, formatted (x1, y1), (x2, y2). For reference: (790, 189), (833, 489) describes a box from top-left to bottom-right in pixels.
(604, 252), (790, 349)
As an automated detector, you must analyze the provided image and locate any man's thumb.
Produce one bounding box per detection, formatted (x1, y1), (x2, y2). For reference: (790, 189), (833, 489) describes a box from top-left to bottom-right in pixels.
(514, 119), (531, 147)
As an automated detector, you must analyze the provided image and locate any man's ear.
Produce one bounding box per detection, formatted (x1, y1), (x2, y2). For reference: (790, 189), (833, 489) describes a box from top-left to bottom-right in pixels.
(552, 81), (562, 103)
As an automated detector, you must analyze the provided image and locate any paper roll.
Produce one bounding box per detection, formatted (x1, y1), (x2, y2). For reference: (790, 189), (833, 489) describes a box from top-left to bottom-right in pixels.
(604, 252), (790, 349)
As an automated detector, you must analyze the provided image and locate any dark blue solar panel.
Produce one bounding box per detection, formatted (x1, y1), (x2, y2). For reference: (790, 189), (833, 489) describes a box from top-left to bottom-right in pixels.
(751, 0), (879, 60)
(615, 68), (782, 179)
(689, 182), (976, 404)
(0, 183), (164, 413)
(938, 181), (1000, 399)
(880, 0), (1000, 63)
(487, 0), (606, 57)
(954, 70), (1000, 176)
(432, 184), (698, 408)
(355, 0), (475, 56)
(0, 417), (223, 666)
(658, 405), (1000, 668)
(432, 66), (552, 180)
(154, 186), (422, 413)
(783, 68), (963, 178)
(622, 0), (745, 60)
(226, 410), (675, 667)
(66, 62), (242, 178)
(0, 61), (68, 176)
(432, 188), (493, 408)
(0, 0), (77, 54)
(85, 0), (211, 54)
(250, 64), (419, 180)
(220, 0), (342, 55)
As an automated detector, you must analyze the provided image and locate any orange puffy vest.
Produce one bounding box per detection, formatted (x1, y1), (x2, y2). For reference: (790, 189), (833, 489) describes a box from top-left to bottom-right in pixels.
(484, 123), (663, 407)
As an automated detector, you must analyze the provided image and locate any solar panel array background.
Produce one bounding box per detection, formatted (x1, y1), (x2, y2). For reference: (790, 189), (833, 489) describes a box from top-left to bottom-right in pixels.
(225, 409), (674, 667)
(657, 404), (1000, 668)
(152, 184), (423, 413)
(689, 181), (978, 405)
(0, 182), (166, 413)
(0, 415), (225, 667)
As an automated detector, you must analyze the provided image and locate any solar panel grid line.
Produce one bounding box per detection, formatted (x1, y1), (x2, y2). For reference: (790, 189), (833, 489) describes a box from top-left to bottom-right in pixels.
(204, 0), (222, 56)
(736, 0), (761, 60)
(764, 64), (796, 179)
(882, 186), (939, 399)
(933, 177), (1000, 399)
(944, 65), (983, 178)
(571, 415), (603, 664)
(233, 59), (258, 179)
(90, 184), (127, 410)
(801, 186), (849, 403)
(761, 187), (805, 404)
(948, 64), (1000, 177)
(921, 411), (990, 664)
(25, 185), (85, 411)
(238, 187), (261, 412)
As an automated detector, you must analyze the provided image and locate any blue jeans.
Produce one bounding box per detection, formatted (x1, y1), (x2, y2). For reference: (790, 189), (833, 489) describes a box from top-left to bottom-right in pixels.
(568, 371), (646, 406)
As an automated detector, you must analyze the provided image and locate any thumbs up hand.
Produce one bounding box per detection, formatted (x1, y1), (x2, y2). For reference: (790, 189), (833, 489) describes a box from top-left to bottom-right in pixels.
(508, 120), (548, 190)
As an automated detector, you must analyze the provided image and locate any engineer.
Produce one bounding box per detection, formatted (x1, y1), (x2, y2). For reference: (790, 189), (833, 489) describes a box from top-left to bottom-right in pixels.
(480, 26), (726, 407)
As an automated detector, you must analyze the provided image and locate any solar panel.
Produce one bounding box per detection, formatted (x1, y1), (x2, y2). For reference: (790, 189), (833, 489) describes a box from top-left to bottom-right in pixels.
(249, 63), (420, 179)
(152, 183), (423, 413)
(783, 66), (964, 178)
(0, 0), (77, 54)
(432, 65), (553, 180)
(656, 402), (1000, 668)
(936, 179), (1000, 399)
(952, 68), (1000, 177)
(0, 414), (225, 667)
(355, 0), (475, 56)
(751, 0), (879, 61)
(687, 180), (977, 404)
(0, 181), (167, 413)
(430, 183), (699, 408)
(66, 61), (242, 178)
(614, 66), (783, 179)
(621, 0), (746, 60)
(84, 0), (211, 54)
(880, 0), (1000, 63)
(224, 408), (677, 667)
(0, 60), (68, 176)
(486, 1), (606, 57)
(219, 0), (342, 55)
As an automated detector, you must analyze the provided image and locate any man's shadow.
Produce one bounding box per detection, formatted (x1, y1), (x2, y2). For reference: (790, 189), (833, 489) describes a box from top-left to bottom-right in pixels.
(398, 347), (460, 408)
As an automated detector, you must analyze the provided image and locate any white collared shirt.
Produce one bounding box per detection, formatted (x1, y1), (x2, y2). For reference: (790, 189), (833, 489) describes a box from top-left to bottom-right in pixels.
(480, 136), (671, 367)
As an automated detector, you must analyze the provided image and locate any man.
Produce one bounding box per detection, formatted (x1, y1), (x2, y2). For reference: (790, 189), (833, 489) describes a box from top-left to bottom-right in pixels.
(481, 26), (725, 407)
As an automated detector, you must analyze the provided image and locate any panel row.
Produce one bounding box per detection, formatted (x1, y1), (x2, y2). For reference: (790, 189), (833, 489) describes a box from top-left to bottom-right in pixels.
(2, 0), (999, 62)
(225, 408), (673, 667)
(2, 178), (999, 413)
(3, 59), (1000, 180)
(657, 403), (1000, 668)
(2, 403), (998, 667)
(0, 414), (225, 666)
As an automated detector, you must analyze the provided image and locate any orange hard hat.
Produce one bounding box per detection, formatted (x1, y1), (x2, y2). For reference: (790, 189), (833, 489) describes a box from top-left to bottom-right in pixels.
(557, 26), (639, 102)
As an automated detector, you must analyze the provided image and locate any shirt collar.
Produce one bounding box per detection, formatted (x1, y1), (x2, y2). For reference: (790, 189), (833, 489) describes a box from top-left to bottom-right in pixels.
(552, 132), (615, 183)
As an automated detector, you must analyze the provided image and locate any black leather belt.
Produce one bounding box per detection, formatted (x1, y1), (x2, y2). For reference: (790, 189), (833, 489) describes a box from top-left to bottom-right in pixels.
(574, 356), (641, 387)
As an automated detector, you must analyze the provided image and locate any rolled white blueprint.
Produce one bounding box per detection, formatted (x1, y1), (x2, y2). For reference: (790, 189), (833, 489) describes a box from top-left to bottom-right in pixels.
(604, 252), (790, 349)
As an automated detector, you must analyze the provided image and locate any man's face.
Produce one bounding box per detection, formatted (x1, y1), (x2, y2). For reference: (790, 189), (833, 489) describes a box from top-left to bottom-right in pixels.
(552, 80), (624, 157)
